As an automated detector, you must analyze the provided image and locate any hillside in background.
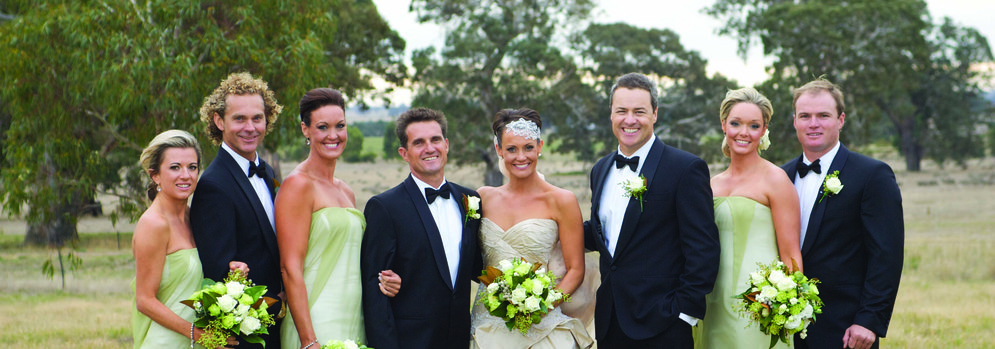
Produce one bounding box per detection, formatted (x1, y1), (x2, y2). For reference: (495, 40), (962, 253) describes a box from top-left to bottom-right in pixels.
(348, 104), (408, 122)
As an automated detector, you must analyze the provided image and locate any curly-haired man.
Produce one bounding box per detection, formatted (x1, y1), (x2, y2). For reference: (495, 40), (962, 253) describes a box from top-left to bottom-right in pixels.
(191, 72), (285, 349)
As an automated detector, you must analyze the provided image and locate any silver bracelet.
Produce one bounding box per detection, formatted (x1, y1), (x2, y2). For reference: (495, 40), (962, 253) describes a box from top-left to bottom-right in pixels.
(301, 339), (319, 349)
(189, 323), (195, 349)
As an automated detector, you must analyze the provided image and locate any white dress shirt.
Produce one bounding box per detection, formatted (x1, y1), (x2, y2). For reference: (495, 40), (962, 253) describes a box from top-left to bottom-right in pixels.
(411, 175), (463, 288)
(794, 141), (841, 249)
(221, 142), (275, 230)
(598, 135), (655, 257)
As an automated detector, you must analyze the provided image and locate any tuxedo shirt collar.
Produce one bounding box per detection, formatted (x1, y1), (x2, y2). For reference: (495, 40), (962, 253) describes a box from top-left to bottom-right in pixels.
(803, 141), (842, 168)
(615, 134), (656, 174)
(411, 175), (450, 204)
(221, 142), (260, 178)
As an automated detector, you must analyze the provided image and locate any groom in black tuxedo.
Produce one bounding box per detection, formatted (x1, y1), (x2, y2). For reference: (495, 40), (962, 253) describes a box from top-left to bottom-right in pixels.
(585, 73), (720, 347)
(191, 72), (284, 349)
(782, 79), (903, 349)
(361, 108), (482, 349)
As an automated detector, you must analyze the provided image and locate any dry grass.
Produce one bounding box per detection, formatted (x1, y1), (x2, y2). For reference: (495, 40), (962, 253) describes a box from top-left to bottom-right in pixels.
(0, 156), (993, 348)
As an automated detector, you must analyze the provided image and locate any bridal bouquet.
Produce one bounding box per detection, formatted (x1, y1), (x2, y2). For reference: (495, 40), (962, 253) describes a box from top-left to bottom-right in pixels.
(182, 270), (278, 348)
(477, 258), (568, 335)
(321, 339), (372, 349)
(734, 259), (823, 349)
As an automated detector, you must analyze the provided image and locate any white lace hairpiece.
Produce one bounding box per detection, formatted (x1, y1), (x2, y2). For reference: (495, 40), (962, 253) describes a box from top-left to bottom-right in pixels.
(504, 118), (541, 141)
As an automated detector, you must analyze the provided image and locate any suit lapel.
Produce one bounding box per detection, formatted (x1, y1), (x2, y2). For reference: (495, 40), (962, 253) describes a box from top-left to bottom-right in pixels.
(452, 185), (476, 288)
(403, 176), (454, 291)
(590, 154), (614, 251)
(801, 145), (850, 255)
(613, 139), (663, 257)
(217, 151), (281, 260)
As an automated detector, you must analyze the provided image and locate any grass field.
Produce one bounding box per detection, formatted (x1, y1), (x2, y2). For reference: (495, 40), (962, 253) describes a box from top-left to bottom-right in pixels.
(0, 155), (993, 348)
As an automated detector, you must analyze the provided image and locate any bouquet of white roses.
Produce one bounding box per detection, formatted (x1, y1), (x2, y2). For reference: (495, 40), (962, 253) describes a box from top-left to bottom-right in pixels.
(477, 258), (568, 335)
(734, 259), (823, 349)
(321, 339), (372, 349)
(182, 270), (278, 348)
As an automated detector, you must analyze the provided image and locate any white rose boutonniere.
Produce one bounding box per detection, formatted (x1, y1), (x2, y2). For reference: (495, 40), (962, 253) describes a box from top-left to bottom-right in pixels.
(818, 171), (844, 203)
(463, 194), (481, 223)
(620, 174), (648, 211)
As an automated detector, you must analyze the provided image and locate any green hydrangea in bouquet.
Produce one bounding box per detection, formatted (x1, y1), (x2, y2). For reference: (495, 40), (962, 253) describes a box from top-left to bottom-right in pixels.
(321, 339), (372, 349)
(182, 270), (278, 348)
(477, 257), (568, 335)
(734, 259), (823, 349)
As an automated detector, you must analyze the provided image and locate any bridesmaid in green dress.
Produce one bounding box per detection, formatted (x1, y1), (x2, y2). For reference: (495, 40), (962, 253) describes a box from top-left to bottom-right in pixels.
(132, 130), (247, 349)
(276, 88), (400, 349)
(694, 88), (804, 349)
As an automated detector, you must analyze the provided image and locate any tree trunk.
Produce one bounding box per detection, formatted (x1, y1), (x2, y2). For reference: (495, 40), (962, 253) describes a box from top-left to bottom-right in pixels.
(898, 119), (922, 172)
(260, 148), (282, 182)
(480, 148), (504, 187)
(23, 152), (80, 246)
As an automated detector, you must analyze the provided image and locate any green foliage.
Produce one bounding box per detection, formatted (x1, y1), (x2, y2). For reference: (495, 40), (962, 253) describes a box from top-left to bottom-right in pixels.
(382, 121), (400, 159)
(707, 0), (994, 171)
(342, 126), (376, 163)
(0, 0), (405, 244)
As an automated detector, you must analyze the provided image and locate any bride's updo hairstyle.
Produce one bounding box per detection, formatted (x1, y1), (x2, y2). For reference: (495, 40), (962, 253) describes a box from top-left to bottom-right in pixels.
(492, 108), (543, 147)
(718, 87), (773, 158)
(139, 130), (202, 202)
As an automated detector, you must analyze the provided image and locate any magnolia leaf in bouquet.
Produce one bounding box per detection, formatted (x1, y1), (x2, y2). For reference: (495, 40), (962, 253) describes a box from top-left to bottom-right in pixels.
(478, 266), (503, 285)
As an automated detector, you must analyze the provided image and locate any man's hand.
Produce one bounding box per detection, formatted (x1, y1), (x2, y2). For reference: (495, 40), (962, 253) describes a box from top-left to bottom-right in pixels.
(842, 324), (876, 349)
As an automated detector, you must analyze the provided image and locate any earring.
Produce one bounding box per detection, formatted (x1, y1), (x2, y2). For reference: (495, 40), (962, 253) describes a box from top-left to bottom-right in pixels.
(156, 183), (161, 192)
(538, 153), (542, 157)
(306, 138), (311, 146)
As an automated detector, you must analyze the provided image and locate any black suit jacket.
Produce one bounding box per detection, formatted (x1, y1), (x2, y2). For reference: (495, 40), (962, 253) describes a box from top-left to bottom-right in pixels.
(584, 138), (720, 341)
(190, 149), (282, 349)
(361, 175), (482, 349)
(782, 145), (904, 349)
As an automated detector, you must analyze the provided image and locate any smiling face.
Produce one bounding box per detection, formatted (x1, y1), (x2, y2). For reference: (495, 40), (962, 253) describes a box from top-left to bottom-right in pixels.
(610, 87), (658, 156)
(303, 105), (348, 160)
(722, 102), (767, 156)
(214, 94), (267, 161)
(496, 131), (543, 180)
(150, 147), (199, 201)
(794, 90), (845, 160)
(399, 121), (449, 186)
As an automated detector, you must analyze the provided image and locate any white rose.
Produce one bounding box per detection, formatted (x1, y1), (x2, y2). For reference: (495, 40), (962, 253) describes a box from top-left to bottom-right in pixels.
(498, 260), (513, 272)
(775, 275), (797, 292)
(225, 281), (245, 298)
(749, 271), (765, 286)
(531, 281), (545, 295)
(757, 286), (778, 304)
(799, 304), (814, 318)
(239, 316), (261, 335)
(768, 270), (787, 286)
(343, 340), (360, 349)
(511, 286), (528, 303)
(236, 304), (250, 317)
(545, 290), (562, 305)
(486, 282), (501, 295)
(524, 296), (541, 312)
(778, 304), (788, 314)
(826, 177), (844, 193)
(217, 294), (238, 313)
(467, 196), (481, 210)
(784, 315), (802, 330)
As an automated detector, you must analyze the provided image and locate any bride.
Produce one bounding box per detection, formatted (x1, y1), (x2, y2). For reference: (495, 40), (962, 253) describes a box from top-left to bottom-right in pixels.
(469, 108), (594, 349)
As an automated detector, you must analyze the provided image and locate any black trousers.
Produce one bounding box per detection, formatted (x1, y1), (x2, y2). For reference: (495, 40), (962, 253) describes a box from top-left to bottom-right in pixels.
(601, 309), (693, 348)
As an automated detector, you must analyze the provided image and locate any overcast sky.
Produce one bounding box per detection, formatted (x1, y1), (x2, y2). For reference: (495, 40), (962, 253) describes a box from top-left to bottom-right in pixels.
(370, 0), (995, 104)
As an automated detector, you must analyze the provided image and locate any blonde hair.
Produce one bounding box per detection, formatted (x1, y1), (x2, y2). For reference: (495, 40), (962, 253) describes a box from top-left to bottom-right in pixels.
(139, 130), (202, 201)
(199, 72), (283, 145)
(793, 77), (845, 116)
(719, 87), (773, 158)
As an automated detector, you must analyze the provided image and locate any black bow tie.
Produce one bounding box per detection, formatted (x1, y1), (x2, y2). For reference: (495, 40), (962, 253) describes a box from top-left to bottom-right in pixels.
(425, 185), (451, 204)
(796, 159), (822, 178)
(614, 154), (639, 172)
(247, 160), (266, 179)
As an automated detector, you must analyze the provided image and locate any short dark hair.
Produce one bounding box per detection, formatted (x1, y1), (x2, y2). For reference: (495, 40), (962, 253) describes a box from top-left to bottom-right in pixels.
(492, 108), (542, 146)
(299, 88), (346, 126)
(609, 73), (659, 111)
(395, 107), (448, 148)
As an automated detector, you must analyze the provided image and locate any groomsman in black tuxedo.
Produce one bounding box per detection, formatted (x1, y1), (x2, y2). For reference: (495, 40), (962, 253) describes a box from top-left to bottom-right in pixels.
(782, 78), (903, 349)
(191, 72), (284, 349)
(584, 73), (721, 347)
(361, 108), (482, 349)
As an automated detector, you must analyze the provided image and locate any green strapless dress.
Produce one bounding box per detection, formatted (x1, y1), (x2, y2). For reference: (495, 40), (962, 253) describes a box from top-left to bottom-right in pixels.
(694, 197), (791, 349)
(282, 207), (367, 347)
(132, 248), (205, 349)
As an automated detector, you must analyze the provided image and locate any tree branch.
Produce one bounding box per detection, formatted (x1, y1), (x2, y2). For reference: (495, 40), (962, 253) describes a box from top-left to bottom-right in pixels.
(0, 12), (15, 21)
(85, 110), (144, 152)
